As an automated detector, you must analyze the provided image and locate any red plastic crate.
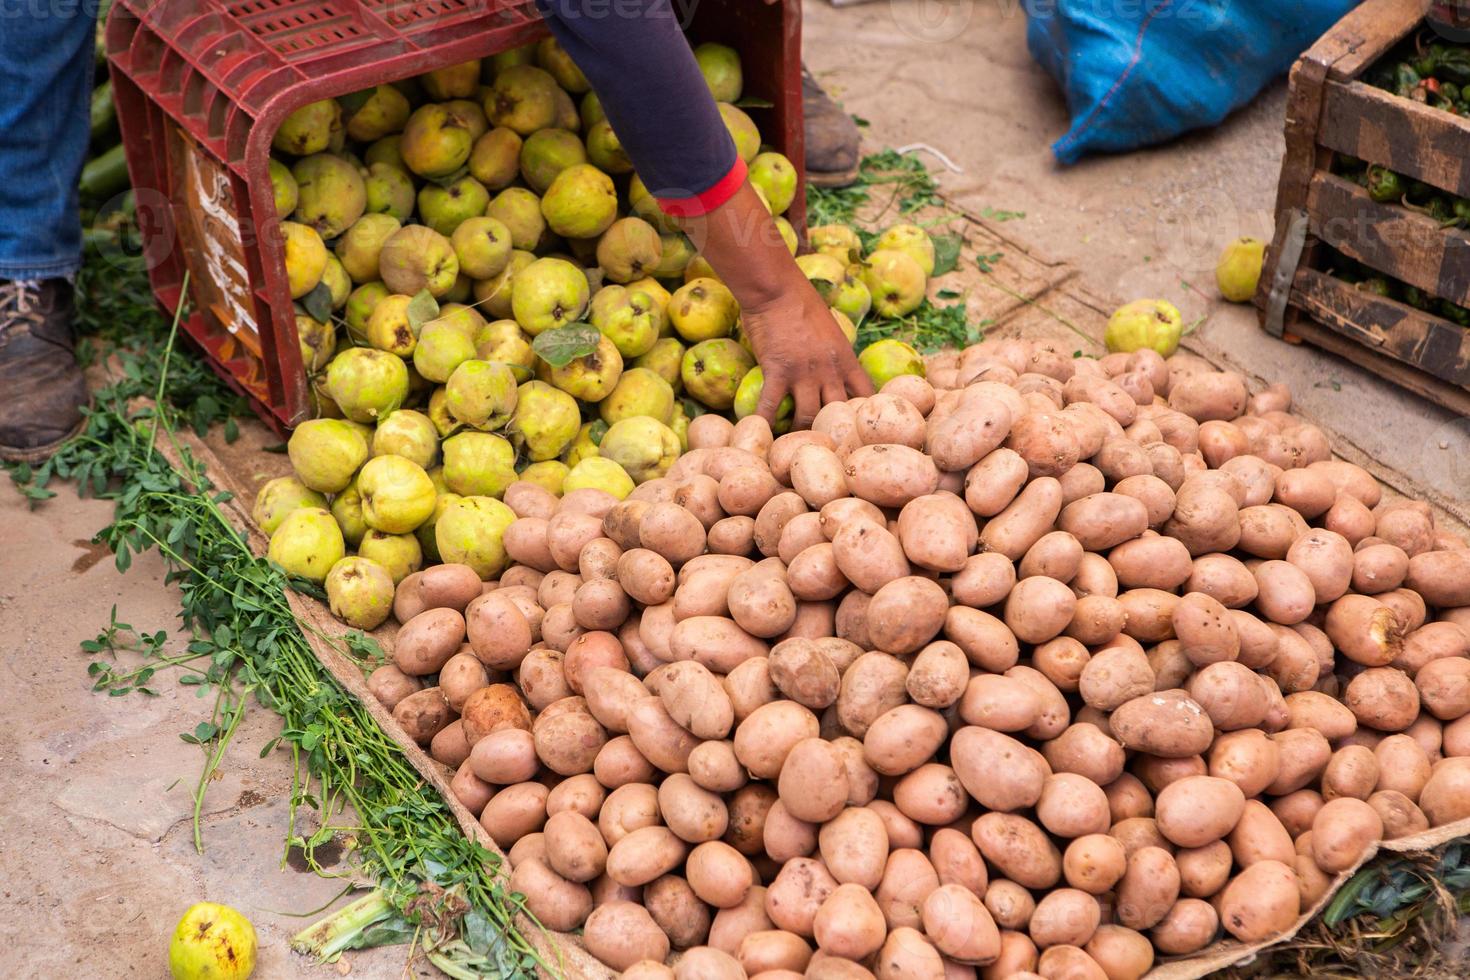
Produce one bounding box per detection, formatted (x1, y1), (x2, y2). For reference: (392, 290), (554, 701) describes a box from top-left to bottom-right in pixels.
(105, 0), (804, 432)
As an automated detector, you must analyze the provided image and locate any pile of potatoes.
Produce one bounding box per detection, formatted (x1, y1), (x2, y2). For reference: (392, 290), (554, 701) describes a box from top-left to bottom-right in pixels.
(364, 337), (1470, 980)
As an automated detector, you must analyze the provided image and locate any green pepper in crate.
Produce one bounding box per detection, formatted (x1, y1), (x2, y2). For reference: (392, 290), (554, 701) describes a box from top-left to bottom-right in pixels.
(1366, 165), (1406, 203)
(1433, 46), (1470, 85)
(1394, 63), (1422, 97)
(1437, 298), (1470, 324)
(1356, 276), (1395, 299)
(1402, 284), (1432, 310)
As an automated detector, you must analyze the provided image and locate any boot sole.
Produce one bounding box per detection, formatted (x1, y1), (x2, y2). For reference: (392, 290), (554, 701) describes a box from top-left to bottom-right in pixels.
(0, 415), (87, 465)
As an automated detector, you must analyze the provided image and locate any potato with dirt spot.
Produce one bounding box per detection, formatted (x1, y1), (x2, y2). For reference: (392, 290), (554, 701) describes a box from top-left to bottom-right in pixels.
(897, 492), (978, 572)
(1344, 668), (1420, 732)
(669, 615), (768, 674)
(768, 637), (841, 709)
(951, 726), (1048, 814)
(543, 809), (608, 883)
(1109, 691), (1213, 757)
(1077, 646), (1154, 712)
(921, 883), (1001, 965)
(582, 900), (670, 971)
(1163, 481), (1240, 556)
(1108, 535), (1194, 592)
(1147, 899), (1220, 956)
(864, 704), (949, 776)
(810, 882), (887, 962)
(1171, 591), (1239, 666)
(959, 674), (1041, 732)
(765, 856), (839, 938)
(981, 477), (1064, 560)
(902, 640), (968, 709)
(1115, 846), (1179, 931)
(657, 660), (735, 739)
(831, 517), (911, 594)
(1153, 776), (1245, 847)
(1005, 576), (1077, 644)
(972, 812), (1062, 890)
(647, 874), (713, 951)
(393, 607), (467, 675)
(735, 699), (820, 779)
(1062, 834), (1127, 896)
(1057, 493), (1150, 552)
(1036, 773), (1111, 839)
(1416, 656), (1470, 721)
(1420, 759), (1470, 825)
(626, 696), (698, 773)
(842, 443), (941, 507)
(606, 825), (689, 886)
(1004, 412), (1080, 479)
(367, 664), (423, 710)
(479, 780), (549, 849)
(866, 576), (950, 654)
(658, 772), (729, 843)
(1215, 859), (1300, 944)
(776, 737), (850, 823)
(392, 686), (452, 745)
(468, 727), (538, 784)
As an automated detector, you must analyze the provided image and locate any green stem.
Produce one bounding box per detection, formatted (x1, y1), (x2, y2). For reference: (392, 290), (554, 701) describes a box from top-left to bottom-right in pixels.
(192, 687), (246, 854)
(290, 890), (396, 960)
(146, 270), (189, 462)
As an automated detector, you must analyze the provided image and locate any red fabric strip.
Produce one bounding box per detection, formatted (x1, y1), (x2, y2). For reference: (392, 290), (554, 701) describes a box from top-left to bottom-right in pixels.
(654, 157), (748, 218)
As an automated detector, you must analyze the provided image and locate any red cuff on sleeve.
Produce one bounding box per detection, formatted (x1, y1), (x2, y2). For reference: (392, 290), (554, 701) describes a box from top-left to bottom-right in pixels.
(654, 157), (748, 218)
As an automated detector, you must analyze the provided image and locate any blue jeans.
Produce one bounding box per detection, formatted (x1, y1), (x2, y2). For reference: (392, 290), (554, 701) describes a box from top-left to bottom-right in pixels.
(0, 3), (97, 281)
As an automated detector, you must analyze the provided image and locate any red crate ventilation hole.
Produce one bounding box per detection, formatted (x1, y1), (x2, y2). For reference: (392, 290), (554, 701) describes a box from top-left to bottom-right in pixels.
(104, 0), (804, 433)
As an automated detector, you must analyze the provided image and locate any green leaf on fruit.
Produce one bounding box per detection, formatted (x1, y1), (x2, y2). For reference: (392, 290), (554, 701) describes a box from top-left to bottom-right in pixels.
(588, 419), (609, 446)
(406, 290), (440, 333)
(682, 397), (707, 419)
(531, 323), (600, 368)
(734, 96), (775, 109)
(301, 281), (334, 324)
(337, 89), (374, 117)
(507, 363), (533, 383)
(930, 234), (963, 277)
(808, 278), (838, 303)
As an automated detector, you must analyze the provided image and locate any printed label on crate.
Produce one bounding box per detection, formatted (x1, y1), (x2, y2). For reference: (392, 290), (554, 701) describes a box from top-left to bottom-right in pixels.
(169, 124), (261, 357)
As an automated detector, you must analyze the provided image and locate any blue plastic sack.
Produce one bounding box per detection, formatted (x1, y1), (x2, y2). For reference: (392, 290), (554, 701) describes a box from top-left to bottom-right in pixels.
(1025, 0), (1358, 164)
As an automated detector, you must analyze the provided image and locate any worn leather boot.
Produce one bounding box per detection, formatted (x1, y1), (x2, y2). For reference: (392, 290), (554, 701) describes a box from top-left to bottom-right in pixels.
(804, 68), (861, 188)
(0, 279), (89, 463)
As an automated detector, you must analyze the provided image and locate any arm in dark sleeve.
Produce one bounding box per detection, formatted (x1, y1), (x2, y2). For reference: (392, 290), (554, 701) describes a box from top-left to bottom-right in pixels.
(534, 0), (745, 217)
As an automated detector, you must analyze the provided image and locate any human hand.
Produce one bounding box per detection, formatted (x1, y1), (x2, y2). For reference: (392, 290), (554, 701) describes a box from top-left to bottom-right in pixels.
(742, 281), (874, 429)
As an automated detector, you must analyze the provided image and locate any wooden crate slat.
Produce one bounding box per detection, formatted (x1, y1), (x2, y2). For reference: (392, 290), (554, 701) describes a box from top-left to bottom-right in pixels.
(1283, 316), (1470, 417)
(1307, 171), (1470, 304)
(1319, 80), (1470, 198)
(1307, 0), (1422, 82)
(1291, 267), (1470, 387)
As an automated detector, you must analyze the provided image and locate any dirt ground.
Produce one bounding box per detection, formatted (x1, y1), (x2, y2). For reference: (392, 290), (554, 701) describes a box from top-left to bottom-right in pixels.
(1, 1), (1466, 977)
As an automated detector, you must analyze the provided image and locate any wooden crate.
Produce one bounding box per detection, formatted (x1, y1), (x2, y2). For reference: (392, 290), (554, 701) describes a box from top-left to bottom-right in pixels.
(1258, 0), (1470, 416)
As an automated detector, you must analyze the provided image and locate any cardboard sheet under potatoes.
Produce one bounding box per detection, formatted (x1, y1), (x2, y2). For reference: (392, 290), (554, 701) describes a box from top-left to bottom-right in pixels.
(193, 207), (1470, 979)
